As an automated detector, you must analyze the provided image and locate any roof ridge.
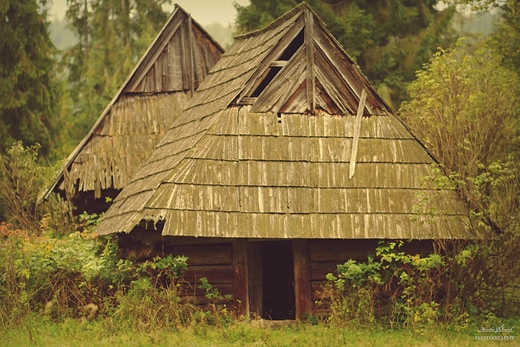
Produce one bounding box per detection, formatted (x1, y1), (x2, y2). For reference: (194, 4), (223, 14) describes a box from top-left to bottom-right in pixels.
(234, 2), (316, 40)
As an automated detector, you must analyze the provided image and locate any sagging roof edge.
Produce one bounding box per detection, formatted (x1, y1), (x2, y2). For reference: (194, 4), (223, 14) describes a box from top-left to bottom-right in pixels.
(38, 5), (225, 203)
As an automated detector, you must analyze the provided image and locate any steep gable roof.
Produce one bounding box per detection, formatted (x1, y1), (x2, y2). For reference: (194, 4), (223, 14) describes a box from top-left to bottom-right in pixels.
(41, 5), (224, 202)
(96, 3), (469, 239)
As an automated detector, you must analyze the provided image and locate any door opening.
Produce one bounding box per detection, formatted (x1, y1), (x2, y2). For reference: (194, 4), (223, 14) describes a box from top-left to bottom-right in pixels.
(261, 241), (295, 320)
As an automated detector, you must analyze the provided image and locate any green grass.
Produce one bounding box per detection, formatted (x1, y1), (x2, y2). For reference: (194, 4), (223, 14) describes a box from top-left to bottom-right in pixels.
(2, 317), (519, 347)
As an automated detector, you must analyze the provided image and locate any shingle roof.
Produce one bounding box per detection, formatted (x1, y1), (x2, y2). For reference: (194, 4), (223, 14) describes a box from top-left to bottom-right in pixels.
(96, 3), (470, 239)
(40, 5), (223, 201)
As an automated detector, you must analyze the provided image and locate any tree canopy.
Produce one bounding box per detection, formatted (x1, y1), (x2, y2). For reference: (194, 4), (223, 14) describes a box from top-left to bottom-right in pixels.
(0, 0), (60, 158)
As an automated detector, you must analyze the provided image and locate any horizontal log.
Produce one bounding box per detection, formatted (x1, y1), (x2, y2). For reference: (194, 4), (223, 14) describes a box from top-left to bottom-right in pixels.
(310, 262), (338, 281)
(182, 265), (233, 284)
(172, 243), (232, 266)
(309, 239), (379, 263)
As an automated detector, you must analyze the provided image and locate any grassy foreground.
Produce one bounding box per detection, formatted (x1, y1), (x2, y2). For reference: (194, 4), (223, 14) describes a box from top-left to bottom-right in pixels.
(2, 318), (518, 347)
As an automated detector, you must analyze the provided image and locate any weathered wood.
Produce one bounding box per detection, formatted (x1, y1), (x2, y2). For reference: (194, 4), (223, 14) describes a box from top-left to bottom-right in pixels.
(95, 3), (470, 241)
(349, 88), (367, 179)
(247, 242), (263, 318)
(237, 14), (305, 102)
(233, 239), (249, 317)
(188, 14), (195, 97)
(310, 262), (338, 281)
(293, 239), (312, 319)
(172, 244), (232, 265)
(253, 46), (306, 113)
(178, 283), (233, 305)
(125, 12), (184, 92)
(309, 239), (379, 263)
(270, 61), (287, 67)
(304, 8), (315, 113)
(183, 265), (233, 284)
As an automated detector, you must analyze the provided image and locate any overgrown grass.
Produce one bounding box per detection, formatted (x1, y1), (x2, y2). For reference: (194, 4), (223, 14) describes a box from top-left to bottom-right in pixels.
(3, 316), (517, 347)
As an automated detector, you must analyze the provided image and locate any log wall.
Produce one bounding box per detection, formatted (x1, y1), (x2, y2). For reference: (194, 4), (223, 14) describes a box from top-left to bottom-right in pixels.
(119, 231), (434, 318)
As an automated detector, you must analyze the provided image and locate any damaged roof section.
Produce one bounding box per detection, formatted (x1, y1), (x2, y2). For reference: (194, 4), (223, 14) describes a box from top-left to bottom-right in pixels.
(41, 5), (224, 211)
(96, 3), (470, 239)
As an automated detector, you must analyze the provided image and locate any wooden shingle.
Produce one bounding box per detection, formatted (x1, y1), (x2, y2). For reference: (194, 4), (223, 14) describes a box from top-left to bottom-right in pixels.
(96, 3), (469, 239)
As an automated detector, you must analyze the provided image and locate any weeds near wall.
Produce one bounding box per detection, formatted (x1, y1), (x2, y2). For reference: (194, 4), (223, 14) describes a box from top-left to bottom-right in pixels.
(0, 217), (235, 332)
(321, 239), (520, 330)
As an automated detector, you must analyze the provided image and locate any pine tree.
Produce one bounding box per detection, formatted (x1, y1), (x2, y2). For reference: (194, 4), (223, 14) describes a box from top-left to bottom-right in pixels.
(0, 0), (60, 158)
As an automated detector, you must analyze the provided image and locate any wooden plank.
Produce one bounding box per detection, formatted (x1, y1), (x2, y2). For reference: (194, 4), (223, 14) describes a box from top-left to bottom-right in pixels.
(304, 9), (315, 113)
(183, 265), (233, 284)
(309, 239), (379, 263)
(178, 283), (233, 304)
(125, 12), (185, 92)
(252, 46), (306, 113)
(172, 244), (232, 265)
(310, 262), (338, 281)
(247, 242), (263, 318)
(233, 239), (249, 317)
(237, 15), (305, 102)
(349, 89), (367, 179)
(293, 239), (312, 319)
(269, 61), (287, 67)
(188, 14), (195, 96)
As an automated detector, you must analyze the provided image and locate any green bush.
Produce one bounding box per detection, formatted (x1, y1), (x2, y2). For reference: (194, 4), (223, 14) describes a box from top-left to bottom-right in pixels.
(322, 241), (473, 329)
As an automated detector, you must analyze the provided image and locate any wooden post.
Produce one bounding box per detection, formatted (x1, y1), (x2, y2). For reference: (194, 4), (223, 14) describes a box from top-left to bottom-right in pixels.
(247, 242), (262, 318)
(304, 9), (315, 114)
(233, 239), (249, 317)
(293, 239), (311, 319)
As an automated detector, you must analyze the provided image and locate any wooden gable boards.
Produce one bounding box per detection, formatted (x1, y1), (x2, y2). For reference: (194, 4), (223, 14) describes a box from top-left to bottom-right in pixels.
(95, 3), (470, 239)
(41, 5), (223, 205)
(234, 6), (389, 116)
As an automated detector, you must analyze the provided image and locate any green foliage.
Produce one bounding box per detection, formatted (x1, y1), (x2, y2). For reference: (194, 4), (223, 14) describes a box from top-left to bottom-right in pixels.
(0, 142), (52, 230)
(323, 241), (469, 330)
(196, 277), (233, 327)
(491, 1), (520, 73)
(0, 222), (121, 327)
(0, 0), (60, 158)
(400, 39), (518, 175)
(234, 0), (457, 108)
(401, 38), (520, 233)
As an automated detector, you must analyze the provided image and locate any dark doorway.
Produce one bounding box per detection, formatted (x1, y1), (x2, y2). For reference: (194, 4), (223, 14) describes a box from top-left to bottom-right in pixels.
(261, 241), (295, 320)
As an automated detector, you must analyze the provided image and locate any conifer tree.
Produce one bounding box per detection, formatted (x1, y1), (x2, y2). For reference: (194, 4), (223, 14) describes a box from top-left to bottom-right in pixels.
(0, 0), (59, 158)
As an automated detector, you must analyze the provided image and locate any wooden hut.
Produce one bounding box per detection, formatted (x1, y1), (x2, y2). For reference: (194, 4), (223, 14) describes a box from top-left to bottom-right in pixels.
(40, 5), (224, 214)
(95, 3), (469, 320)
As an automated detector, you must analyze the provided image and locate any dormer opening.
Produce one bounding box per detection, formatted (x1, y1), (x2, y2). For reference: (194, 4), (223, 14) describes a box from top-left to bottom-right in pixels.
(242, 29), (305, 100)
(278, 29), (304, 61)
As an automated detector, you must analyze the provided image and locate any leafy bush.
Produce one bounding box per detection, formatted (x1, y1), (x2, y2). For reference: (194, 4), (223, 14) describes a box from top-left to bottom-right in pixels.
(0, 142), (50, 230)
(322, 241), (472, 329)
(0, 222), (125, 327)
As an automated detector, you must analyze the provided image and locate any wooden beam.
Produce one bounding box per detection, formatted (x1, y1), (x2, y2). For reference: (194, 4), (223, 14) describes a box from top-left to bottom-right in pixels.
(232, 239), (249, 317)
(188, 14), (195, 97)
(349, 89), (367, 179)
(247, 242), (262, 318)
(236, 15), (305, 103)
(304, 9), (315, 114)
(269, 61), (288, 68)
(293, 239), (312, 319)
